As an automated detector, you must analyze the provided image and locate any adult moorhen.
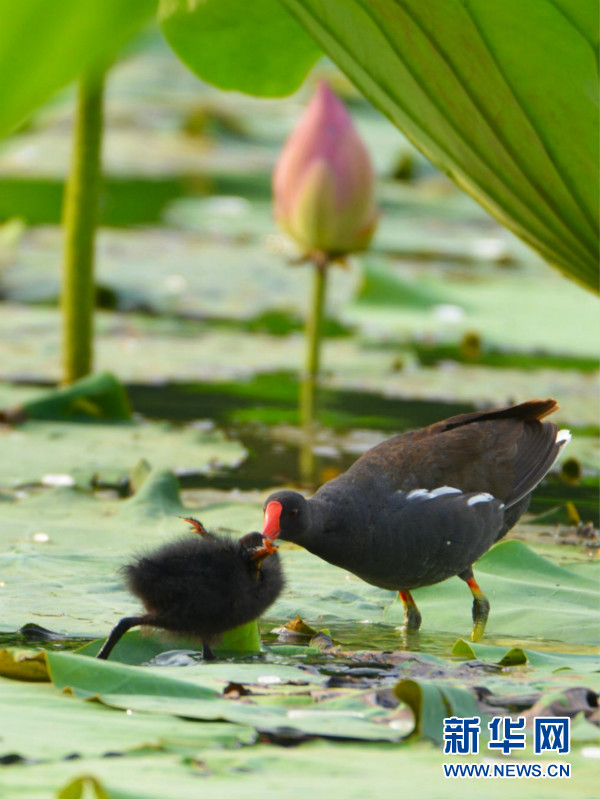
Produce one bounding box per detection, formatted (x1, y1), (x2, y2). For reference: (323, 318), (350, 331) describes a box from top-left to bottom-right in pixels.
(262, 399), (569, 641)
(97, 518), (283, 660)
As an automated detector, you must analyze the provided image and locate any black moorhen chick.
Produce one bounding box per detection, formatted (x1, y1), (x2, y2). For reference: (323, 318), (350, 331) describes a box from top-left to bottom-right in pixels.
(97, 518), (283, 660)
(262, 399), (569, 640)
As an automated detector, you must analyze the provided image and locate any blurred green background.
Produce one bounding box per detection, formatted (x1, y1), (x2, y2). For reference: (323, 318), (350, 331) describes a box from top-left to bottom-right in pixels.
(0, 30), (598, 511)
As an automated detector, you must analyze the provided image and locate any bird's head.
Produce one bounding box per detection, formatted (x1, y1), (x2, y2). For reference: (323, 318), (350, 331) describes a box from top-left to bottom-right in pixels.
(262, 490), (310, 544)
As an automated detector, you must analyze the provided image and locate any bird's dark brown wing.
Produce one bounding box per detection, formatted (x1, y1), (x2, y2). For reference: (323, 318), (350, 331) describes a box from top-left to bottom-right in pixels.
(432, 399), (564, 507)
(346, 399), (562, 505)
(438, 398), (559, 432)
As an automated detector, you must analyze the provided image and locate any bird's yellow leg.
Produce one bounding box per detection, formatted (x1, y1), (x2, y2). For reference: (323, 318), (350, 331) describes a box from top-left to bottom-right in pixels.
(398, 590), (422, 632)
(464, 574), (490, 642)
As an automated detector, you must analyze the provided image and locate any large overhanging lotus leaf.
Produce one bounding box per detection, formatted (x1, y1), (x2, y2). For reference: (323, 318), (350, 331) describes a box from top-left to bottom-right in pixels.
(281, 0), (598, 293)
(160, 0), (598, 293)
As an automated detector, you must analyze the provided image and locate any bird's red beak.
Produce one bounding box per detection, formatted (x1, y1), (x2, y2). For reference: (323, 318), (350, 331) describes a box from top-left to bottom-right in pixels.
(262, 501), (282, 540)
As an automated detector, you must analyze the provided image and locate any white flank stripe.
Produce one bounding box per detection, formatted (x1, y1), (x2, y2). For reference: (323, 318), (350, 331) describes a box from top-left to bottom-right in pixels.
(467, 493), (495, 506)
(406, 489), (430, 499)
(429, 486), (462, 497)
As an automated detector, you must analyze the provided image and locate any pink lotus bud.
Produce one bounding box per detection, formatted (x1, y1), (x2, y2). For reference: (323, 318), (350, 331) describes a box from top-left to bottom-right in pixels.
(273, 81), (377, 260)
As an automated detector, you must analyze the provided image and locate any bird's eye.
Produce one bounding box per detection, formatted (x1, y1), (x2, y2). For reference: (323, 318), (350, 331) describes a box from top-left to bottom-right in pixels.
(289, 508), (299, 518)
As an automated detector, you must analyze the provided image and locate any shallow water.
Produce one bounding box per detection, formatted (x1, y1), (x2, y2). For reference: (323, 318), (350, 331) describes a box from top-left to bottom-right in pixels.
(4, 617), (597, 664)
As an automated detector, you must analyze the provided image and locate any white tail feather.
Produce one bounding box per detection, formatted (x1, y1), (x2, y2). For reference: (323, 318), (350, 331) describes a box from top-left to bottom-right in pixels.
(556, 429), (571, 448)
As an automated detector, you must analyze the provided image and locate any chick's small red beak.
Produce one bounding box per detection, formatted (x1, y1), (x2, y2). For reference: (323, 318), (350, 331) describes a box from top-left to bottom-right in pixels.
(262, 501), (283, 540)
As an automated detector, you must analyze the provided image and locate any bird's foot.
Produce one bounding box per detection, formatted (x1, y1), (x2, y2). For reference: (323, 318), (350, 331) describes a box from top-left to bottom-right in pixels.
(202, 641), (216, 661)
(181, 517), (212, 539)
(460, 572), (490, 642)
(398, 590), (422, 633)
(402, 605), (422, 633)
(470, 595), (490, 642)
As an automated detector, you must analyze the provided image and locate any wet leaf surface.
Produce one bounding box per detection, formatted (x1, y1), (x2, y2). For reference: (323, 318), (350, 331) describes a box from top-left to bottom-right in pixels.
(0, 420), (245, 489)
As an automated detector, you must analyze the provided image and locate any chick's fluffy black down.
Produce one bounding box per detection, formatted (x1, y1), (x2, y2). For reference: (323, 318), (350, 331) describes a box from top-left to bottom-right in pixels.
(125, 535), (283, 641)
